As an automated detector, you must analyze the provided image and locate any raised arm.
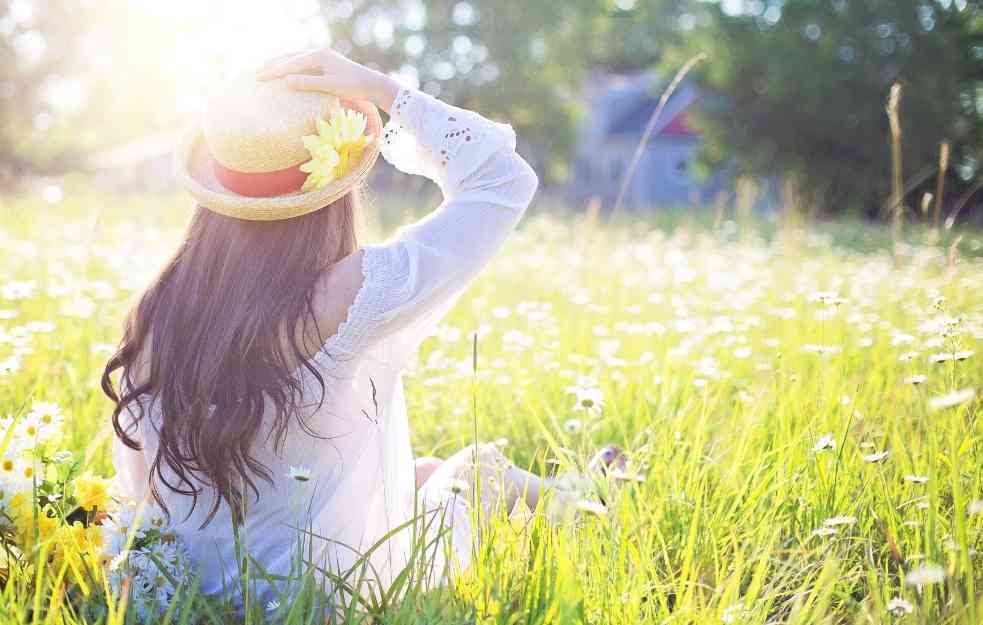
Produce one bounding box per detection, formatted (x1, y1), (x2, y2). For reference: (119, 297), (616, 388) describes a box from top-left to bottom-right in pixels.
(259, 49), (539, 358)
(361, 85), (539, 344)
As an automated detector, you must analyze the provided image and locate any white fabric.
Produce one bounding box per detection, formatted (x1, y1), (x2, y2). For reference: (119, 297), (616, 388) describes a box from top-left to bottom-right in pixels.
(111, 86), (539, 608)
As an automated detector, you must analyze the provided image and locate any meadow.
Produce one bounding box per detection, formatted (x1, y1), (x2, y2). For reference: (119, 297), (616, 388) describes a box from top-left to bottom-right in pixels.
(0, 182), (981, 624)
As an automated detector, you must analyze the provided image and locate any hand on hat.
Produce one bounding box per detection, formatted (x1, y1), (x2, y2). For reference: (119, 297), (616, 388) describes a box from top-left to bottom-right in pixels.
(256, 48), (399, 114)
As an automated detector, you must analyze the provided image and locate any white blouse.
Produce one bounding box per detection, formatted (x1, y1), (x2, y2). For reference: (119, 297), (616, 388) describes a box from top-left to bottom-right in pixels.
(111, 86), (539, 608)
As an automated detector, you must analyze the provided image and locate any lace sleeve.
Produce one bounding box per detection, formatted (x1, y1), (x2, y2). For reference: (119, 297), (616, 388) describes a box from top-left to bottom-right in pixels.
(318, 88), (539, 364)
(380, 87), (520, 198)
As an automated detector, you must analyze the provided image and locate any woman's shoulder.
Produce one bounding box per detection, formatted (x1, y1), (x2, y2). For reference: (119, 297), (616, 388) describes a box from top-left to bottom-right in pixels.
(310, 248), (366, 343)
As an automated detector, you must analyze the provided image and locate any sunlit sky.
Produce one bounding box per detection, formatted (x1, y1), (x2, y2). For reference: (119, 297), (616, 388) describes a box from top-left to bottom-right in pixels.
(15, 0), (427, 130)
(41, 0), (434, 130)
(117, 0), (339, 115)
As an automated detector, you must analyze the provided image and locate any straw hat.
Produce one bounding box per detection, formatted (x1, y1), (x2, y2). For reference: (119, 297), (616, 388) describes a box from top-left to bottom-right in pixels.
(174, 73), (382, 221)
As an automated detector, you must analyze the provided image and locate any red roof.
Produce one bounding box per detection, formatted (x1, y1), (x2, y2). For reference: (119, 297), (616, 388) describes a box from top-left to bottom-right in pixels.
(660, 109), (699, 137)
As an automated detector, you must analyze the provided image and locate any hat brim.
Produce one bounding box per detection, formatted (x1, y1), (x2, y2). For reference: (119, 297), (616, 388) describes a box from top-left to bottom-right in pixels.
(174, 98), (382, 221)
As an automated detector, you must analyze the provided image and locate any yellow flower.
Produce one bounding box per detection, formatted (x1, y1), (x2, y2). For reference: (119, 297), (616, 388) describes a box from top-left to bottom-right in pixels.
(300, 108), (373, 191)
(9, 492), (59, 552)
(54, 521), (103, 560)
(74, 472), (111, 512)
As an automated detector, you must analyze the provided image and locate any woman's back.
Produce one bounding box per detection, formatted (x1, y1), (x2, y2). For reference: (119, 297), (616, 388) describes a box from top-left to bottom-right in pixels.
(107, 61), (538, 608)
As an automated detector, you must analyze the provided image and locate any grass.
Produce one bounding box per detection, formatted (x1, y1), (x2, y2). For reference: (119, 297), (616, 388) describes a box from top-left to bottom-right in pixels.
(0, 180), (981, 624)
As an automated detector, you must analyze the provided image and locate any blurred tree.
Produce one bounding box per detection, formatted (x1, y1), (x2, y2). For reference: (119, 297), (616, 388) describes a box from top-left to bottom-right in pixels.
(0, 0), (95, 184)
(660, 0), (983, 216)
(320, 0), (618, 180)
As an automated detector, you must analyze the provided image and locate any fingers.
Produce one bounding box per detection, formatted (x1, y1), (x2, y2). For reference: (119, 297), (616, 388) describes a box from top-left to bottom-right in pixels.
(256, 50), (319, 81)
(283, 74), (335, 93)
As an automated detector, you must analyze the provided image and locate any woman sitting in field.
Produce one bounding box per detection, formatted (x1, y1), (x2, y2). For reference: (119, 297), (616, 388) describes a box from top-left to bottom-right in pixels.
(101, 47), (596, 609)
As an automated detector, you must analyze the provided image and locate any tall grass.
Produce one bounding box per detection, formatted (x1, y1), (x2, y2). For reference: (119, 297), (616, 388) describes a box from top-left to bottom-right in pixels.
(0, 182), (981, 623)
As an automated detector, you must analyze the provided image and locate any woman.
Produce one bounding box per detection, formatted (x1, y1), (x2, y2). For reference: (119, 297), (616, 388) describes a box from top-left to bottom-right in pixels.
(102, 48), (555, 608)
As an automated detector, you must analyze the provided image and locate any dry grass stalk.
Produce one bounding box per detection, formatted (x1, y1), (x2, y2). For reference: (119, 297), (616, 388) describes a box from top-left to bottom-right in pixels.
(934, 141), (950, 229)
(886, 83), (904, 250)
(612, 53), (708, 216)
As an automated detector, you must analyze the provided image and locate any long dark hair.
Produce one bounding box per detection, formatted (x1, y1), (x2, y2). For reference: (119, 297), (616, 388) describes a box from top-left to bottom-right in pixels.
(102, 192), (359, 527)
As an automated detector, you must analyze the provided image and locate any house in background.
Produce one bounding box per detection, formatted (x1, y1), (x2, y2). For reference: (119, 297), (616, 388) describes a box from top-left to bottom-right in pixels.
(569, 69), (733, 210)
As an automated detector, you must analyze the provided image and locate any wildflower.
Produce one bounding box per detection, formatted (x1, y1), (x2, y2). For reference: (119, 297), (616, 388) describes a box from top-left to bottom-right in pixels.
(812, 434), (836, 452)
(886, 597), (914, 616)
(904, 475), (928, 484)
(287, 466), (312, 482)
(608, 469), (645, 483)
(891, 333), (916, 346)
(899, 351), (919, 363)
(567, 382), (603, 415)
(721, 601), (745, 623)
(863, 451), (889, 463)
(75, 472), (112, 512)
(563, 419), (582, 434)
(0, 452), (18, 478)
(968, 500), (983, 515)
(904, 563), (945, 586)
(107, 528), (194, 619)
(824, 515), (857, 527)
(576, 500), (607, 516)
(502, 330), (534, 352)
(904, 375), (927, 385)
(809, 291), (845, 306)
(28, 401), (63, 427)
(51, 450), (73, 463)
(1, 281), (35, 300)
(928, 388), (975, 411)
(802, 344), (842, 354)
(928, 351), (974, 363)
(267, 599), (281, 612)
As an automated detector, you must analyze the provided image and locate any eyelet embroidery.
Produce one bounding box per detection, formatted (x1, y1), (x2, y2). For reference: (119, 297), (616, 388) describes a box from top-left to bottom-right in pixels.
(383, 88), (482, 172)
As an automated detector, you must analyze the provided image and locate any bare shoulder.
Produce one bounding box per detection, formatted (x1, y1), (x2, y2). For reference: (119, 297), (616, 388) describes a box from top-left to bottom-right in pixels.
(308, 248), (366, 344)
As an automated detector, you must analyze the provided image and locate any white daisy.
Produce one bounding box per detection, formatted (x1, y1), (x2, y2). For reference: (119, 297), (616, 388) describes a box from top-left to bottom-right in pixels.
(812, 434), (836, 452)
(863, 451), (889, 463)
(904, 564), (945, 586)
(576, 500), (607, 516)
(886, 597), (914, 616)
(287, 466), (312, 482)
(928, 388), (975, 411)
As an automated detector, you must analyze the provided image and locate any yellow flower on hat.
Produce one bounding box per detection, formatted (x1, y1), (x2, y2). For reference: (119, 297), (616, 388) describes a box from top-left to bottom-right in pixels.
(300, 109), (374, 192)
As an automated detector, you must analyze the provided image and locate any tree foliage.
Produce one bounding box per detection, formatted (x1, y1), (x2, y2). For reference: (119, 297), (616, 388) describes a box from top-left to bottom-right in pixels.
(659, 0), (983, 216)
(0, 0), (95, 182)
(318, 0), (611, 179)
